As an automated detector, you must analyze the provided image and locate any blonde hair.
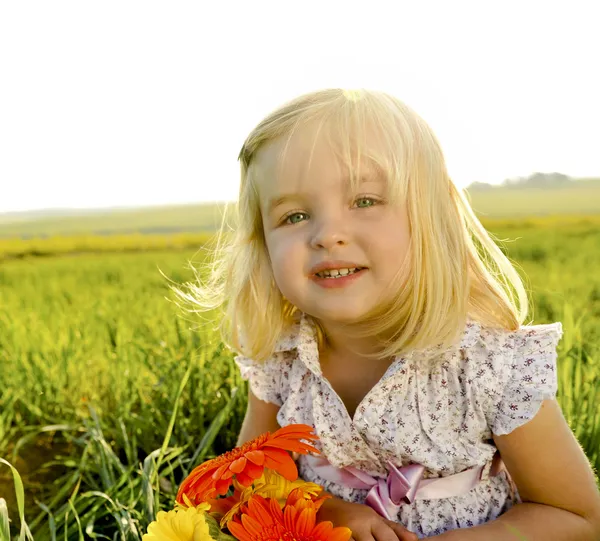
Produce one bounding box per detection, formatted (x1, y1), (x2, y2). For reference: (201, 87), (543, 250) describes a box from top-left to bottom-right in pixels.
(176, 88), (529, 362)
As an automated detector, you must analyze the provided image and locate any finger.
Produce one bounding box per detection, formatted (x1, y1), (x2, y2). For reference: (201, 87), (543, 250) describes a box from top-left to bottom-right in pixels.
(384, 520), (418, 541)
(351, 526), (379, 541)
(371, 521), (400, 541)
(349, 533), (376, 541)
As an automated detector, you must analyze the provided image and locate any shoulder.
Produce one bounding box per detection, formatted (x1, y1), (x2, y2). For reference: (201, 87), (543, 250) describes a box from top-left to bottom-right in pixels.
(233, 314), (307, 405)
(234, 349), (296, 406)
(466, 320), (563, 436)
(475, 320), (563, 358)
(428, 318), (562, 367)
(464, 318), (563, 380)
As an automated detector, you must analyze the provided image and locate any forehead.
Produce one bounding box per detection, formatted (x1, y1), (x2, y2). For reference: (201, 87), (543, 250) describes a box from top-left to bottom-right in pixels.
(252, 122), (385, 199)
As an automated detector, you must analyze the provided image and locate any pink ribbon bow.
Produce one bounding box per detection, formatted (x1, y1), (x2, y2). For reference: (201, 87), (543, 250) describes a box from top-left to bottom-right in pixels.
(305, 454), (504, 521)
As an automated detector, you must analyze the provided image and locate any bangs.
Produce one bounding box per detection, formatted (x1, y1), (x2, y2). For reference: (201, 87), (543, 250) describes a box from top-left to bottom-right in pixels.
(273, 91), (417, 205)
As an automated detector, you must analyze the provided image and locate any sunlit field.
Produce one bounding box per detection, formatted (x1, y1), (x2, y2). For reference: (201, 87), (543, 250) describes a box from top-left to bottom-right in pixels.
(1, 178), (599, 241)
(1, 213), (599, 538)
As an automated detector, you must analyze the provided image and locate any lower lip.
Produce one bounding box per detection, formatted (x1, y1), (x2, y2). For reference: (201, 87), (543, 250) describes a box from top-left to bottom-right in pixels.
(310, 269), (368, 288)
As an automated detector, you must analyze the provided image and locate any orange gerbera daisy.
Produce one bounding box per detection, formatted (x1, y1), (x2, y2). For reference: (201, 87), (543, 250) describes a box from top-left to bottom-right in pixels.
(177, 424), (319, 506)
(216, 470), (324, 528)
(228, 490), (351, 541)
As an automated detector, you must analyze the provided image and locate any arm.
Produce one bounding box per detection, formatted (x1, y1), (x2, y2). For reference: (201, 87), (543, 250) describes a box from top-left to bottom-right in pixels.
(432, 399), (600, 540)
(236, 388), (281, 445)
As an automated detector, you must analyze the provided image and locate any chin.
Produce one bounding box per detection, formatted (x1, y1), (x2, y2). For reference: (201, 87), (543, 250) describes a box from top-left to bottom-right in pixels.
(306, 305), (371, 326)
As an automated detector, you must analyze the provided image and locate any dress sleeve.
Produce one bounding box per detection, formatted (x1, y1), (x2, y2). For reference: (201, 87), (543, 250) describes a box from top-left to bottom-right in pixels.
(234, 352), (290, 406)
(487, 322), (563, 436)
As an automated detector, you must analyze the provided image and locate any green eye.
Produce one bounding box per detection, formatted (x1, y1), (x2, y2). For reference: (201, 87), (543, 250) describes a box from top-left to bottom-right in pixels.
(355, 197), (376, 208)
(285, 212), (308, 225)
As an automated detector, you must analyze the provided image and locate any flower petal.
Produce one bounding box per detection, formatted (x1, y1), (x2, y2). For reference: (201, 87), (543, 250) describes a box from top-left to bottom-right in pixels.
(263, 451), (298, 481)
(245, 450), (265, 466)
(221, 467), (236, 480)
(272, 424), (319, 441)
(228, 520), (253, 541)
(285, 488), (304, 507)
(240, 515), (263, 538)
(230, 457), (247, 474)
(283, 505), (297, 532)
(296, 508), (316, 537)
(311, 521), (334, 539)
(247, 496), (275, 528)
(244, 460), (265, 480)
(269, 497), (284, 523)
(235, 471), (255, 487)
(329, 526), (353, 541)
(312, 494), (330, 512)
(264, 440), (320, 455)
(261, 447), (291, 465)
(212, 463), (230, 480)
(215, 477), (233, 496)
(177, 473), (216, 506)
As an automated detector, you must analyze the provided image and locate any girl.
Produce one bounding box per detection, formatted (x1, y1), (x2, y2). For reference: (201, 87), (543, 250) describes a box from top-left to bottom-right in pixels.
(186, 89), (600, 539)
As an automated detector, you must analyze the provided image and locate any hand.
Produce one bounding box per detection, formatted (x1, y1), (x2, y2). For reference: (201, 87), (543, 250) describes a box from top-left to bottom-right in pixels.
(317, 496), (418, 541)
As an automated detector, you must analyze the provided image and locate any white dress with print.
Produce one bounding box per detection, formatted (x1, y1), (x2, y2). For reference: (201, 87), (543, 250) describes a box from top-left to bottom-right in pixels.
(235, 315), (562, 538)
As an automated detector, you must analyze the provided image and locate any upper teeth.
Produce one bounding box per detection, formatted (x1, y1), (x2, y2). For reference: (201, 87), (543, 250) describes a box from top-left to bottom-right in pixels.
(316, 267), (360, 278)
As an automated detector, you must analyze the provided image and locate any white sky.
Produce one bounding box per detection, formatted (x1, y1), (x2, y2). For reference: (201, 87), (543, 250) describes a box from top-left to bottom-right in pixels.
(0, 1), (598, 213)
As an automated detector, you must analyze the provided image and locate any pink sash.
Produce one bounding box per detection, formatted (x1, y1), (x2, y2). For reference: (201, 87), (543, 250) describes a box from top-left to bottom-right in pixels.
(304, 453), (508, 521)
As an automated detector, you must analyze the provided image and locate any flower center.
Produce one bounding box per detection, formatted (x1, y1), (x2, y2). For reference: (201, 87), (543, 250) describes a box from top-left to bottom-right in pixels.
(216, 434), (269, 464)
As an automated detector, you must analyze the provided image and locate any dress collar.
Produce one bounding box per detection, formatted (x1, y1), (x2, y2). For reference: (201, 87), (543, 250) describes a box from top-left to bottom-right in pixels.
(273, 313), (481, 373)
(273, 313), (322, 375)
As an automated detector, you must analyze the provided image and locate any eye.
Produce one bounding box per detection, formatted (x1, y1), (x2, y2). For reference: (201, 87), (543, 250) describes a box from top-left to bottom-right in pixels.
(354, 196), (378, 208)
(283, 211), (309, 225)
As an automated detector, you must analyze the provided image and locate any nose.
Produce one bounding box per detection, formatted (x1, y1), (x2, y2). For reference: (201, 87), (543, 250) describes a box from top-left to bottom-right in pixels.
(310, 216), (348, 250)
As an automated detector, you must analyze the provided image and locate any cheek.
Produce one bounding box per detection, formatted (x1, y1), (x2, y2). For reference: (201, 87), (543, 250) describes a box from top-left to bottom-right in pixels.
(376, 232), (410, 270)
(367, 213), (411, 263)
(265, 234), (302, 285)
(390, 209), (411, 256)
(394, 228), (411, 261)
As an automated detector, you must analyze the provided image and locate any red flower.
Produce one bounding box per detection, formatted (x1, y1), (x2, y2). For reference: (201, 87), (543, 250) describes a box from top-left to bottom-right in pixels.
(228, 490), (351, 541)
(177, 424), (319, 505)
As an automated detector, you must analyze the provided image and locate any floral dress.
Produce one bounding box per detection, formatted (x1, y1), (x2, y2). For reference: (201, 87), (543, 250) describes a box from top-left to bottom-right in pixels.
(234, 314), (563, 538)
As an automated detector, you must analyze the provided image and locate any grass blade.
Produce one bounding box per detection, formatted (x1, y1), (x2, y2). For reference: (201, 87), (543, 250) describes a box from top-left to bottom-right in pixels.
(35, 502), (57, 541)
(154, 361), (193, 479)
(67, 498), (84, 541)
(187, 386), (239, 473)
(0, 499), (10, 541)
(151, 360), (193, 514)
(0, 458), (33, 541)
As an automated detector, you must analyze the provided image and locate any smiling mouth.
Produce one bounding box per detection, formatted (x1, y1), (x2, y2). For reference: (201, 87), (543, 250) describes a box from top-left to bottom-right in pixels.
(314, 267), (367, 279)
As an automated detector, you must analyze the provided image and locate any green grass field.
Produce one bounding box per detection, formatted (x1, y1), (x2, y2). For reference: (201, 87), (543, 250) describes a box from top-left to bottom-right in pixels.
(0, 213), (599, 538)
(1, 178), (599, 240)
(0, 203), (226, 239)
(465, 178), (600, 218)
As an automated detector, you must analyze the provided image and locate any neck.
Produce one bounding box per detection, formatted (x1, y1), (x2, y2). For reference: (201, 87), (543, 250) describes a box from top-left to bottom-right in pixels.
(317, 319), (386, 360)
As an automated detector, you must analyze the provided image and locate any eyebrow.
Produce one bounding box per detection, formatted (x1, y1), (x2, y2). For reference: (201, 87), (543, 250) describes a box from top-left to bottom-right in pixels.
(265, 175), (384, 215)
(266, 194), (300, 215)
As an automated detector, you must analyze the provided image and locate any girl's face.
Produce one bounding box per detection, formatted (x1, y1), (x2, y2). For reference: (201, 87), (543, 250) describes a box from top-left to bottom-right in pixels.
(255, 126), (411, 328)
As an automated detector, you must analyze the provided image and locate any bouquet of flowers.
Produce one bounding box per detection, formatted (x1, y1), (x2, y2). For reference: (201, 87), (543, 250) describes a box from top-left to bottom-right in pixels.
(143, 424), (351, 541)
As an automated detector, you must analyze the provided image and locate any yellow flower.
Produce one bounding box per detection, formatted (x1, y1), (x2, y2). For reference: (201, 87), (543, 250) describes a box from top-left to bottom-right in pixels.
(143, 503), (215, 541)
(174, 494), (207, 511)
(219, 470), (323, 528)
(254, 469), (323, 502)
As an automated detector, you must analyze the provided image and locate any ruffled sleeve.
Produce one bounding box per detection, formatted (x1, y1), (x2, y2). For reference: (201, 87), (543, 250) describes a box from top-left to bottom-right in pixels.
(486, 322), (563, 436)
(234, 352), (292, 406)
